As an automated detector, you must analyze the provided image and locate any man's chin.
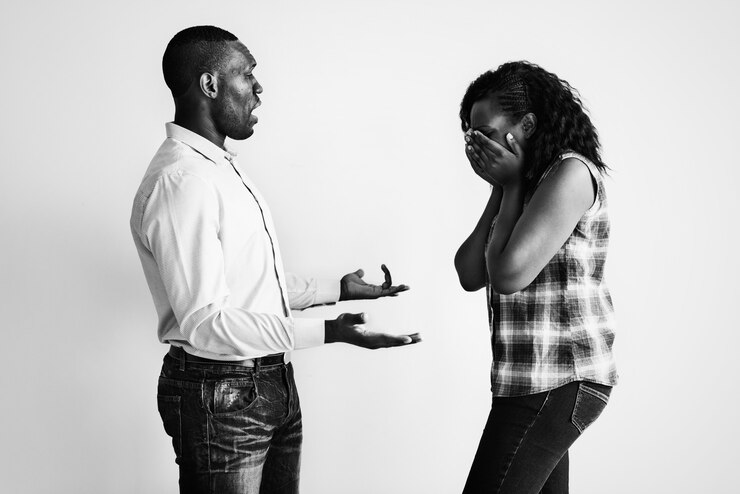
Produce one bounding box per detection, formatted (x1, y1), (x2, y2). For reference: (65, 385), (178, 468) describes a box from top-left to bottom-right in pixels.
(229, 125), (255, 141)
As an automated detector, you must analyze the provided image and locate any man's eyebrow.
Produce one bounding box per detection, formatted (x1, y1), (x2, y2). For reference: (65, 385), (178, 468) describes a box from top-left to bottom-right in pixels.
(473, 125), (496, 133)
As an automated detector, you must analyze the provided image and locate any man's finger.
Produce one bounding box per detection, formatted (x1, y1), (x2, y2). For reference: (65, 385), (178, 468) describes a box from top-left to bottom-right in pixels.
(358, 330), (422, 349)
(354, 268), (365, 278)
(375, 333), (413, 347)
(406, 332), (422, 343)
(383, 332), (422, 346)
(342, 312), (366, 325)
(380, 264), (393, 290)
(382, 284), (410, 296)
(380, 264), (392, 289)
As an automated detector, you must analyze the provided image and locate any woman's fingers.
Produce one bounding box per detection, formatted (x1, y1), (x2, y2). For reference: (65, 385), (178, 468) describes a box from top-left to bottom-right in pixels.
(472, 130), (507, 159)
(466, 143), (487, 176)
(506, 133), (523, 157)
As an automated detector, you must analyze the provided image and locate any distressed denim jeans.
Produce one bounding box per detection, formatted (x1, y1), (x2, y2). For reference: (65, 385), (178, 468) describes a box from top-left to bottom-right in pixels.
(463, 381), (611, 494)
(157, 353), (302, 494)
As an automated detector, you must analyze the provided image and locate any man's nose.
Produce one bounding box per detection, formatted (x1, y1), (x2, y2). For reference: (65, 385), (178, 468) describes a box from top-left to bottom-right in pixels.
(253, 79), (263, 94)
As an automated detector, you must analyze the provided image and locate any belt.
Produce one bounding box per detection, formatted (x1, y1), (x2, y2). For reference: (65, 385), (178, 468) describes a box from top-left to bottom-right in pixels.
(168, 345), (286, 367)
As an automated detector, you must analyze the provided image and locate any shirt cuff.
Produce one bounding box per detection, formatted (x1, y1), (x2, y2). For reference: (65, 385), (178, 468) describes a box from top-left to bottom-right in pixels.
(314, 278), (341, 305)
(292, 317), (326, 349)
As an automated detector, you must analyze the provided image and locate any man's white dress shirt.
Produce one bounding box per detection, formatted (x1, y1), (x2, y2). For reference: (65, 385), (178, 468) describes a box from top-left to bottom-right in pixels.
(131, 123), (339, 360)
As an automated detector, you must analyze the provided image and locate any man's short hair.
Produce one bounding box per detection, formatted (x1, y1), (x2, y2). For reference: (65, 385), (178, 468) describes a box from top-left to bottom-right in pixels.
(162, 25), (238, 98)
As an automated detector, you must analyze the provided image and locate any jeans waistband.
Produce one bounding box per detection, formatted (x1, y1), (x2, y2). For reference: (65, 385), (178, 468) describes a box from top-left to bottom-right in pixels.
(167, 345), (286, 368)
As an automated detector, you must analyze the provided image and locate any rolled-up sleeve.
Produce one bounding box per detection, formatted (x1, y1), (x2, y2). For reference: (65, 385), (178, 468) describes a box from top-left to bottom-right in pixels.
(139, 170), (324, 358)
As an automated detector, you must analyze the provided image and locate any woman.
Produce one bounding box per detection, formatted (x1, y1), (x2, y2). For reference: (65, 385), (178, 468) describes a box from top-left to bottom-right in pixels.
(454, 61), (618, 494)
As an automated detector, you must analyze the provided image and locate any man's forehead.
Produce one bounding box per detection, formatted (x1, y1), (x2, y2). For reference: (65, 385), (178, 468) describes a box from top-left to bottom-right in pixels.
(227, 41), (256, 68)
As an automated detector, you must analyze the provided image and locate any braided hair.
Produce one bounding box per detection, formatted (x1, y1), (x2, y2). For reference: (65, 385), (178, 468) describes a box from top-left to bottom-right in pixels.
(460, 61), (607, 188)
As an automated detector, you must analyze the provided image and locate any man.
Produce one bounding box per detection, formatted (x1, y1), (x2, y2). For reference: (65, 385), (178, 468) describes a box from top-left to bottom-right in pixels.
(130, 25), (420, 493)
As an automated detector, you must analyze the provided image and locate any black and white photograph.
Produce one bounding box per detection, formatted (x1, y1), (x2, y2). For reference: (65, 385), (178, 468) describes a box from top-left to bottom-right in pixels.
(2, 1), (738, 492)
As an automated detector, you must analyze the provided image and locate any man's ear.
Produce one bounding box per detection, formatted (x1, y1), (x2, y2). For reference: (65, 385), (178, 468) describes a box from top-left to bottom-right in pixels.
(520, 113), (537, 138)
(199, 73), (219, 99)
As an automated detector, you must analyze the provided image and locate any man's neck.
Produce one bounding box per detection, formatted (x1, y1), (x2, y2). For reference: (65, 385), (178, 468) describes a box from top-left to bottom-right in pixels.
(173, 108), (227, 150)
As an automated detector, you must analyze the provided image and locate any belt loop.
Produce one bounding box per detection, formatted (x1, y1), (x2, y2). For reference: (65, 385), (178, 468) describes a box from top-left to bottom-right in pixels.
(177, 348), (185, 371)
(251, 370), (260, 395)
(254, 357), (261, 377)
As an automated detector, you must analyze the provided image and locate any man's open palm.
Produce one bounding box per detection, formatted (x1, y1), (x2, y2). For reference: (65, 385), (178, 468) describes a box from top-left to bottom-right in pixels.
(340, 264), (409, 301)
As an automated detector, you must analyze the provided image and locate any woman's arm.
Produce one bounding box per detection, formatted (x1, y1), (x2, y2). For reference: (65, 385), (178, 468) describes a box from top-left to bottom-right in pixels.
(487, 157), (596, 294)
(454, 186), (503, 291)
(466, 131), (596, 295)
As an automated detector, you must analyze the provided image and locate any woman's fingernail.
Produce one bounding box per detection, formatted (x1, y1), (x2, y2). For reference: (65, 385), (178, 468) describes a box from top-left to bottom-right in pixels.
(465, 136), (470, 142)
(507, 133), (514, 140)
(467, 145), (473, 151)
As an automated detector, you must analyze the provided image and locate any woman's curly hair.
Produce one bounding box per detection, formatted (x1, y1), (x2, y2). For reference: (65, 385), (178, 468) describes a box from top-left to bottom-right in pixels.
(460, 61), (607, 188)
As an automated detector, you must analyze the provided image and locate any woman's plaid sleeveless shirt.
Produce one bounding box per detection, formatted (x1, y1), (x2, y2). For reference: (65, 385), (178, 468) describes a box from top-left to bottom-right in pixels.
(486, 151), (618, 397)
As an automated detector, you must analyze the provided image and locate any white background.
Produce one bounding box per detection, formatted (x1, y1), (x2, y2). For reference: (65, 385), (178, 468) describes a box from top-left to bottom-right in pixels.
(1, 0), (738, 492)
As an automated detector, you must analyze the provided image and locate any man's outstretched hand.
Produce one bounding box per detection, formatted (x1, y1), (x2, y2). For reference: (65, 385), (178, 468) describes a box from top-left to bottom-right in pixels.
(325, 312), (421, 349)
(339, 264), (409, 301)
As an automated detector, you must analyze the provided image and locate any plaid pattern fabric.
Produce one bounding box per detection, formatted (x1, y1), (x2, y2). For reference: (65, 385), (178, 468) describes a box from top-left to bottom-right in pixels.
(486, 151), (618, 397)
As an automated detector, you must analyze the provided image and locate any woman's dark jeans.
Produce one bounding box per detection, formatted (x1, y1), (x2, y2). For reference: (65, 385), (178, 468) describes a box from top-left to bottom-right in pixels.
(463, 381), (611, 494)
(157, 353), (302, 494)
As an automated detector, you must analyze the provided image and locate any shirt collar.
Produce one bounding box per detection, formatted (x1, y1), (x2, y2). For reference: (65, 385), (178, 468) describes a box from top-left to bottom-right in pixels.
(165, 122), (237, 166)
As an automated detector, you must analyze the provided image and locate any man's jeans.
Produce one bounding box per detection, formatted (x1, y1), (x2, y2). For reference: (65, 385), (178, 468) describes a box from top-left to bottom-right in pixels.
(462, 381), (611, 494)
(157, 352), (302, 494)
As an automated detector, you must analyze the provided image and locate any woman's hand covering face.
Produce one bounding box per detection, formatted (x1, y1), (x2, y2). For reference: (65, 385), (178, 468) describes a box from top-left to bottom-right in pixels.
(465, 130), (525, 187)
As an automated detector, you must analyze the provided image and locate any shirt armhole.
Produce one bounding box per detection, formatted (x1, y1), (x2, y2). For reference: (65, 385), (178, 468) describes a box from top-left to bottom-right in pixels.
(541, 152), (601, 214)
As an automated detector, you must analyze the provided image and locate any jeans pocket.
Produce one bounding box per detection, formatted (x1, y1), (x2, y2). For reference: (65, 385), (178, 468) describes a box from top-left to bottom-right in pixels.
(157, 394), (182, 459)
(571, 382), (610, 434)
(211, 378), (260, 417)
